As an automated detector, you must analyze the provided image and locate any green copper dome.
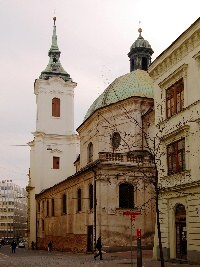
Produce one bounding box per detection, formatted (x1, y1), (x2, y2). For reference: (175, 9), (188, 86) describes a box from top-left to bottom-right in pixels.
(84, 69), (154, 121)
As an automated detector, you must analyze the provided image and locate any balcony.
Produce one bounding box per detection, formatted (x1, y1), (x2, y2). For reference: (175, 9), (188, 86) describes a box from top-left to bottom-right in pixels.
(99, 150), (154, 166)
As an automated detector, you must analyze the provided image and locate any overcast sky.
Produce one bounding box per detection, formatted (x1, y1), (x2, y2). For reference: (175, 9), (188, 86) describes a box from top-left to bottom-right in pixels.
(0, 0), (199, 188)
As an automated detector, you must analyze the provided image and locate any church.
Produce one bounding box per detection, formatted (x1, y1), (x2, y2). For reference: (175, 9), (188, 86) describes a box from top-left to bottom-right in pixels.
(27, 17), (156, 252)
(27, 16), (200, 263)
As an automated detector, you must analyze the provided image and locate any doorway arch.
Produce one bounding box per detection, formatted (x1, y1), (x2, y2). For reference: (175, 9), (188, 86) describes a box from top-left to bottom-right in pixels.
(175, 204), (187, 259)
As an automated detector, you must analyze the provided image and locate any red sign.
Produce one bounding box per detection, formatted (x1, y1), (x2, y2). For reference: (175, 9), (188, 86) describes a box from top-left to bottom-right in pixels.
(123, 211), (141, 216)
(136, 228), (142, 238)
(123, 211), (141, 221)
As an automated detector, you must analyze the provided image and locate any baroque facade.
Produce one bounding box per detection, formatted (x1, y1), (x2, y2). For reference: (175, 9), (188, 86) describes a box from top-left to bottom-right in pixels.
(32, 21), (156, 252)
(149, 17), (200, 264)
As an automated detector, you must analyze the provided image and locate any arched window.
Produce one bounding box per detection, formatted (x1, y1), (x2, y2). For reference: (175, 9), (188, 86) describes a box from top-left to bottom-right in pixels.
(89, 184), (93, 210)
(52, 97), (60, 117)
(142, 57), (148, 71)
(87, 142), (93, 163)
(46, 200), (49, 217)
(62, 194), (67, 214)
(77, 189), (82, 212)
(119, 183), (134, 208)
(51, 198), (55, 216)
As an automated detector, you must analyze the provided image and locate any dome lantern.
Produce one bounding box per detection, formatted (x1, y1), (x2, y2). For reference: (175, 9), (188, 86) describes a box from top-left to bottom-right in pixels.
(128, 27), (154, 72)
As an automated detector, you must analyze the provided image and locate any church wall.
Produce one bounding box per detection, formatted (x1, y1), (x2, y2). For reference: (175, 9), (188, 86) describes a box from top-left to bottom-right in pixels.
(35, 162), (155, 252)
(35, 77), (76, 135)
(78, 96), (154, 169)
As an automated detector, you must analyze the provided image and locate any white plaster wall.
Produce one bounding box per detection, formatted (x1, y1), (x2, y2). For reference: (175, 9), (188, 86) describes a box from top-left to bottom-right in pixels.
(35, 77), (76, 135)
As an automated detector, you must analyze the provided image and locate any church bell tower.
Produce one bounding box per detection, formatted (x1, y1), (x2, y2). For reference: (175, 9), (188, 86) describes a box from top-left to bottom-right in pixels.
(28, 18), (79, 246)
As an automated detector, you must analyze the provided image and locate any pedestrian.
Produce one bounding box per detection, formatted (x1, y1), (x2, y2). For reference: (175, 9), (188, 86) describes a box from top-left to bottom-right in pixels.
(31, 241), (35, 250)
(94, 236), (103, 260)
(48, 241), (53, 252)
(11, 240), (17, 253)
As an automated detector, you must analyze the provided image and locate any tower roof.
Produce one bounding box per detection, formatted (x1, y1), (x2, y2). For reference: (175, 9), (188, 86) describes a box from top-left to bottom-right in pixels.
(39, 17), (71, 82)
(130, 28), (153, 50)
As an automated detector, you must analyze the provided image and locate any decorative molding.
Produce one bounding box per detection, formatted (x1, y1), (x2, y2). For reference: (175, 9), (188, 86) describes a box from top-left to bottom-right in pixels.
(158, 64), (188, 90)
(161, 125), (190, 144)
(150, 29), (200, 81)
(50, 148), (62, 153)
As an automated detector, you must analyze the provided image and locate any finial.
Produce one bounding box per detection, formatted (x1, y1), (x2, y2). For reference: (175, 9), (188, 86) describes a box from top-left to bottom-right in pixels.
(53, 17), (56, 26)
(138, 20), (142, 36)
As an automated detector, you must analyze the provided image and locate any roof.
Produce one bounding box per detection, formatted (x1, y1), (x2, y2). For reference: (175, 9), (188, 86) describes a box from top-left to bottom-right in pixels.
(84, 69), (154, 121)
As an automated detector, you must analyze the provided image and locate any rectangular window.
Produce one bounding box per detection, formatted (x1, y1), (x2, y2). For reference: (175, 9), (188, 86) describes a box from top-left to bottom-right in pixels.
(53, 157), (60, 169)
(166, 78), (184, 118)
(52, 98), (60, 117)
(167, 138), (185, 175)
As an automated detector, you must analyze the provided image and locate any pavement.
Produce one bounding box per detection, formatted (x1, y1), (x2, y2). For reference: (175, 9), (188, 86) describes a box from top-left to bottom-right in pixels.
(0, 246), (200, 267)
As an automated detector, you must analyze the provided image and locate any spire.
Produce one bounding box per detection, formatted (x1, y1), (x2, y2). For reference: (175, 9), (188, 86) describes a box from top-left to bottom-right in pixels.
(39, 17), (71, 82)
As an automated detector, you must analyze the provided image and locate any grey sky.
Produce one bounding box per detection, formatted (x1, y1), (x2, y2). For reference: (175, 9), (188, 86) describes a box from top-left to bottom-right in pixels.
(0, 0), (199, 188)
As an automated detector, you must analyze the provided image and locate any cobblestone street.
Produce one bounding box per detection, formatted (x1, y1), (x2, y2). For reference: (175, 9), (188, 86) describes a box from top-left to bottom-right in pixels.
(0, 246), (200, 267)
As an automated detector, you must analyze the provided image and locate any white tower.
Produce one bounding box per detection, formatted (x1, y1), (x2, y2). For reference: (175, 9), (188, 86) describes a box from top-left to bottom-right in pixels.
(27, 17), (80, 246)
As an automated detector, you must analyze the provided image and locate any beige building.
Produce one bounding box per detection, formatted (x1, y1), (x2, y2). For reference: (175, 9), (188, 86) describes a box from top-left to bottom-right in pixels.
(34, 27), (156, 252)
(149, 17), (200, 264)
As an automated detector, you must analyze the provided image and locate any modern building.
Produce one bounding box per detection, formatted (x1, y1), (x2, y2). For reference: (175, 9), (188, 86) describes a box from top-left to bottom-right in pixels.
(27, 17), (80, 247)
(0, 180), (27, 241)
(149, 17), (200, 264)
(34, 23), (156, 252)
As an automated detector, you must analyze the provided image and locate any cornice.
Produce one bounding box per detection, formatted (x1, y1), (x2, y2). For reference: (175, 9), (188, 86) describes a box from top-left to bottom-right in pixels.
(149, 29), (200, 81)
(160, 124), (190, 143)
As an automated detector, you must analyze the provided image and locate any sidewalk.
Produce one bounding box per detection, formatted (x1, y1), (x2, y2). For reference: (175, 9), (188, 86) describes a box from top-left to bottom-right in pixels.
(105, 250), (200, 267)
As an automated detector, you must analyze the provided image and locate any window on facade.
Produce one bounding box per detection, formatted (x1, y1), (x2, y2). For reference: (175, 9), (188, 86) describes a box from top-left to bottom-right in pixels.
(87, 142), (93, 163)
(166, 78), (184, 118)
(52, 98), (60, 117)
(38, 202), (40, 213)
(51, 199), (55, 216)
(53, 156), (60, 169)
(89, 184), (93, 210)
(142, 57), (148, 71)
(77, 189), (82, 212)
(62, 194), (67, 214)
(42, 220), (44, 231)
(167, 138), (185, 175)
(119, 183), (134, 209)
(46, 200), (49, 217)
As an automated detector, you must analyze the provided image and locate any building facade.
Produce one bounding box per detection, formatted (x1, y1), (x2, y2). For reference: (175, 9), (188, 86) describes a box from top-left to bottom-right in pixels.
(34, 27), (156, 252)
(0, 180), (27, 241)
(149, 17), (200, 264)
(27, 18), (80, 246)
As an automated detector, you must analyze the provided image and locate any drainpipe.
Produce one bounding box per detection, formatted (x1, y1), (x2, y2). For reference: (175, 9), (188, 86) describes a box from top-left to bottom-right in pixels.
(92, 168), (97, 248)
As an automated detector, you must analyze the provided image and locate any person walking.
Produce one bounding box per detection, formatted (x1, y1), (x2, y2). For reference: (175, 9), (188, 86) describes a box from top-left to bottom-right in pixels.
(11, 240), (17, 253)
(48, 241), (53, 252)
(94, 236), (103, 260)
